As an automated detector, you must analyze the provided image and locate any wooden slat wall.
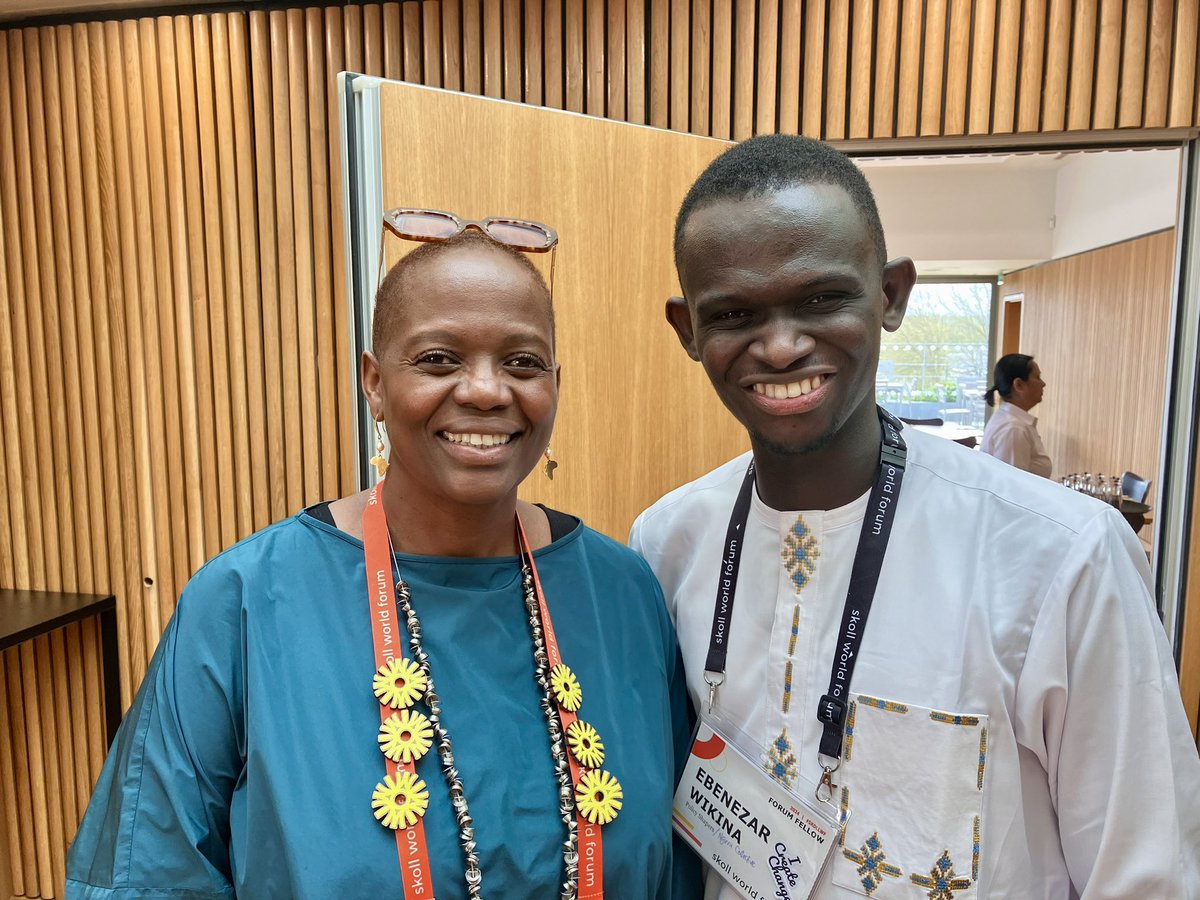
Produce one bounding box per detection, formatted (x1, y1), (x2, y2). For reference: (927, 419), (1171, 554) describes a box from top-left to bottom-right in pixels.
(0, 2), (1198, 897)
(998, 229), (1176, 511)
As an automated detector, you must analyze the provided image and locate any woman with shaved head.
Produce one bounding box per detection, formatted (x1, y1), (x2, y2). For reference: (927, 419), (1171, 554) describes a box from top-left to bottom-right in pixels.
(69, 210), (700, 900)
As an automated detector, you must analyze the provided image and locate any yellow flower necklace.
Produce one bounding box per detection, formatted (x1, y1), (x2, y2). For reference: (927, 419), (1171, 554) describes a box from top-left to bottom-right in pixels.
(362, 483), (620, 900)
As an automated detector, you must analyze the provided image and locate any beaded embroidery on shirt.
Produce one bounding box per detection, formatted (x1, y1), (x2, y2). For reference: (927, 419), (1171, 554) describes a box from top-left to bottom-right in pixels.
(767, 515), (821, 786)
(842, 831), (903, 895)
(910, 850), (972, 898)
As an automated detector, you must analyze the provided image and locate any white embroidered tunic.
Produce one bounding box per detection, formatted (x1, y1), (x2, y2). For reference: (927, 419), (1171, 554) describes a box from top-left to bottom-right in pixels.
(630, 428), (1200, 899)
(980, 400), (1053, 478)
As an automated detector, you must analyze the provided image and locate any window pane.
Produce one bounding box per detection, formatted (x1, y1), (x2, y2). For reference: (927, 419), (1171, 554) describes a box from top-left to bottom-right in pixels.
(877, 282), (992, 429)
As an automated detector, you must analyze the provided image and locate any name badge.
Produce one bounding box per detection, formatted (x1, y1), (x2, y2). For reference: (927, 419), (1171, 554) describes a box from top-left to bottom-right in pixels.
(673, 720), (840, 900)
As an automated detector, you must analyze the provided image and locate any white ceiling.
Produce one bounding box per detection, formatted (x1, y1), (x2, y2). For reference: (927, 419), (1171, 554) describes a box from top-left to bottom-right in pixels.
(855, 148), (1181, 278)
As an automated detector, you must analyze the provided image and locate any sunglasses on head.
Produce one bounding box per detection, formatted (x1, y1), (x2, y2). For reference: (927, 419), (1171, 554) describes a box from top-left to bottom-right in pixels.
(383, 207), (558, 253)
(377, 207), (559, 310)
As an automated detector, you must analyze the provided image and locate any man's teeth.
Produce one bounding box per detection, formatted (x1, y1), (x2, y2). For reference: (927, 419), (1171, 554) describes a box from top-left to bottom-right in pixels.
(752, 375), (826, 399)
(443, 432), (512, 447)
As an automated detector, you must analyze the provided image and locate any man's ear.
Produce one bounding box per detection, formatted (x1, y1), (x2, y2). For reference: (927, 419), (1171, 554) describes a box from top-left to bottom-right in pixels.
(361, 351), (383, 417)
(880, 258), (917, 333)
(665, 296), (700, 361)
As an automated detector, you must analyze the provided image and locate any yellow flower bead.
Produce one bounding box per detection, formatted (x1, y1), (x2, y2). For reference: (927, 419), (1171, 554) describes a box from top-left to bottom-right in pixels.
(566, 720), (605, 769)
(575, 769), (623, 825)
(378, 710), (434, 764)
(372, 657), (428, 709)
(549, 663), (582, 711)
(371, 770), (430, 830)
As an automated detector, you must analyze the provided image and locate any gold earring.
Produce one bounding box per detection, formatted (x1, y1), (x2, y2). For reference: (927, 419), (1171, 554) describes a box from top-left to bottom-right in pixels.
(370, 419), (389, 478)
(543, 445), (558, 480)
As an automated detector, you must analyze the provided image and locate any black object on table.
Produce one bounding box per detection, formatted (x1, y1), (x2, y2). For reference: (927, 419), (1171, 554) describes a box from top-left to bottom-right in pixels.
(1117, 499), (1151, 533)
(0, 589), (120, 746)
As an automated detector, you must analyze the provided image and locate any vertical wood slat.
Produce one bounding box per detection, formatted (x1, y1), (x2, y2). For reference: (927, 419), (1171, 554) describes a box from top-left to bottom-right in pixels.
(504, 0), (521, 101)
(690, 0), (710, 136)
(212, 12), (255, 545)
(461, 0), (481, 94)
(440, 0), (460, 91)
(848, 0), (873, 139)
(0, 36), (34, 603)
(1017, 0), (1047, 132)
(0, 659), (24, 895)
(286, 9), (322, 506)
(991, 0), (1020, 133)
(777, 0), (802, 134)
(24, 55), (68, 895)
(1042, 0), (1072, 132)
(249, 12), (287, 525)
(1118, 0), (1149, 128)
(943, 0), (971, 135)
(732, 0), (755, 139)
(504, 0), (523, 99)
(756, 0), (779, 135)
(823, 0), (849, 139)
(483, 0), (502, 97)
(523, 0), (541, 104)
(157, 17), (207, 568)
(897, 0), (922, 137)
(625, 0), (644, 124)
(11, 29), (57, 597)
(711, 0), (733, 138)
(873, 0), (900, 137)
(565, 0), (583, 112)
(1067, 0), (1098, 129)
(175, 16), (223, 555)
(42, 25), (95, 605)
(403, 1), (424, 85)
(670, 0), (689, 131)
(920, 0), (947, 136)
(586, 0), (604, 116)
(800, 0), (824, 136)
(543, 0), (563, 108)
(968, 0), (996, 133)
(648, 0), (667, 126)
(606, 0), (624, 120)
(1143, 0), (1174, 127)
(1168, 0), (1198, 127)
(1092, 0), (1123, 129)
(306, 7), (339, 501)
(92, 18), (143, 706)
(362, 3), (383, 75)
(55, 21), (102, 814)
(4, 651), (36, 895)
(104, 17), (155, 692)
(382, 2), (401, 80)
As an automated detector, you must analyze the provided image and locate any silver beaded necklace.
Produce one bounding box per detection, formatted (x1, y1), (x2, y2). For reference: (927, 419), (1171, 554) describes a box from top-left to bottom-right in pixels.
(387, 543), (581, 900)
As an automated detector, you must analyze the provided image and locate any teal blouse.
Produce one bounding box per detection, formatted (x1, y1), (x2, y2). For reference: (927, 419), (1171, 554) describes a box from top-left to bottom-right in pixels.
(67, 511), (701, 899)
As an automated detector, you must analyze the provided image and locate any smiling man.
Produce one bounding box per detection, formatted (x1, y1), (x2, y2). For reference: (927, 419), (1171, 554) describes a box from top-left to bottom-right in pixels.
(630, 135), (1200, 898)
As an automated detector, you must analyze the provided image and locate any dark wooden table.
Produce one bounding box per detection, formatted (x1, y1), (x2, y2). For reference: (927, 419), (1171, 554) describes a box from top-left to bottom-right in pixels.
(0, 589), (120, 746)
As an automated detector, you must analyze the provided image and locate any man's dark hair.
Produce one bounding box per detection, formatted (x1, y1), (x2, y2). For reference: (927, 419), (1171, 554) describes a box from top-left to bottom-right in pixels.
(674, 134), (887, 270)
(372, 230), (553, 352)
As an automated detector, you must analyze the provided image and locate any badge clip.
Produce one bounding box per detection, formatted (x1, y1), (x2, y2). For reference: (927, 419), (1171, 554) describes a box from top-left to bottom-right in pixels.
(703, 671), (724, 714)
(816, 759), (840, 805)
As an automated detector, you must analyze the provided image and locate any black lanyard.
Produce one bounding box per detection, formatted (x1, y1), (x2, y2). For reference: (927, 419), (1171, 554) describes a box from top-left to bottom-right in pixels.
(703, 407), (907, 772)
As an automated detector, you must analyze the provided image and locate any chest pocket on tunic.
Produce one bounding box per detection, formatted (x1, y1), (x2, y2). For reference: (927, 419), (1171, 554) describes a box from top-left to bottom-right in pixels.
(830, 694), (987, 898)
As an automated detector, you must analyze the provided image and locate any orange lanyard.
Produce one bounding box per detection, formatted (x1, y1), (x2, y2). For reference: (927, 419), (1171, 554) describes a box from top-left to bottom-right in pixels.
(364, 487), (604, 899)
(515, 517), (605, 899)
(364, 485), (435, 897)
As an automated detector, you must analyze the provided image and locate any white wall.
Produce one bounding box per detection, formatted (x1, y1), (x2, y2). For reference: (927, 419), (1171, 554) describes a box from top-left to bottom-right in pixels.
(855, 149), (1180, 276)
(1052, 149), (1180, 258)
